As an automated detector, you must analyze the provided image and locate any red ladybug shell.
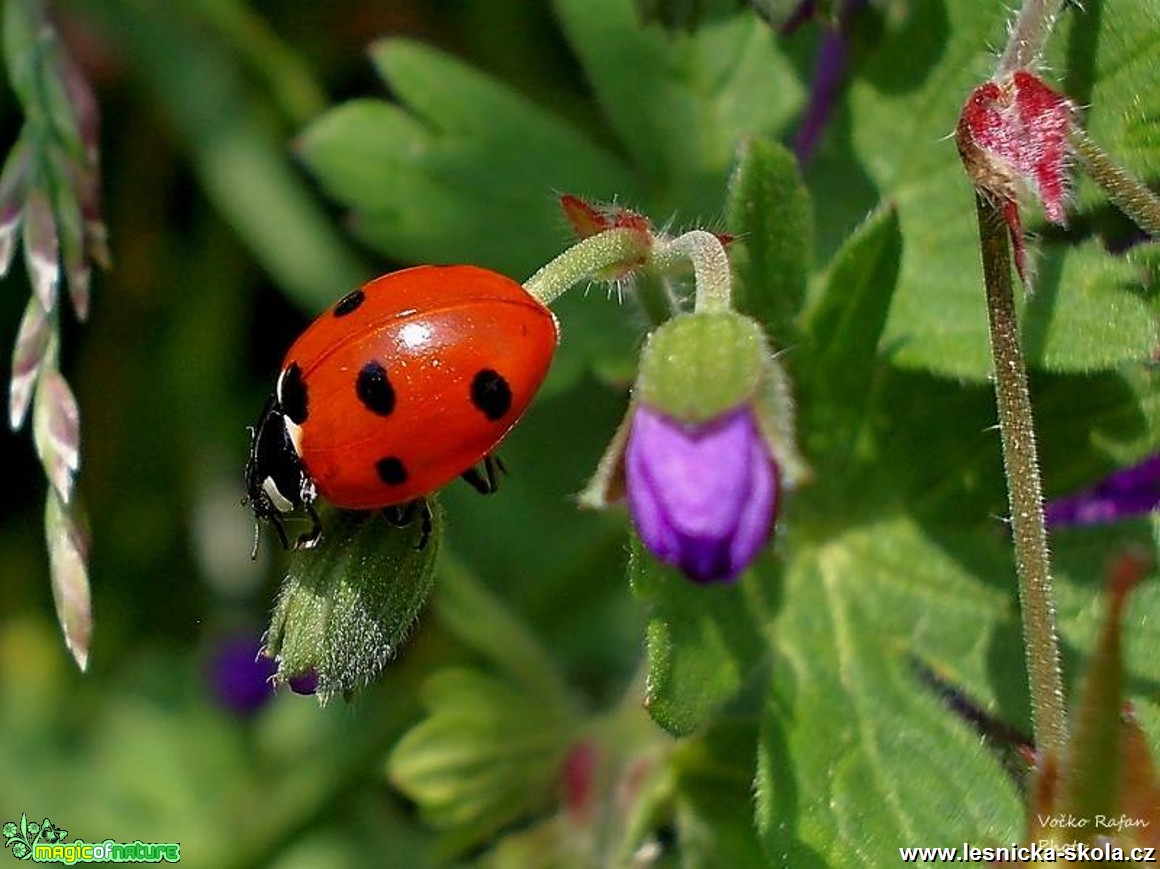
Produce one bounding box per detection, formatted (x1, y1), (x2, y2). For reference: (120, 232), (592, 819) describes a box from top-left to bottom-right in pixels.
(278, 265), (558, 509)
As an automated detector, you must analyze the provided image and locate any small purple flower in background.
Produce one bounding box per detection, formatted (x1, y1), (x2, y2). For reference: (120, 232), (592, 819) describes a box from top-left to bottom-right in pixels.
(779, 0), (869, 166)
(206, 633), (277, 716)
(1045, 455), (1160, 528)
(626, 405), (777, 583)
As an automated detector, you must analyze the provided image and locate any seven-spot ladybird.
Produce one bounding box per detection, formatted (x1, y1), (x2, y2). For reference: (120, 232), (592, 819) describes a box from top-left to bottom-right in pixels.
(246, 265), (558, 554)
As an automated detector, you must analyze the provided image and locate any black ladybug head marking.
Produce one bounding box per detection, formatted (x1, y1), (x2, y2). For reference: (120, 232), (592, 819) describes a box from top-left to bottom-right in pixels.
(356, 360), (396, 416)
(278, 363), (309, 425)
(470, 369), (511, 421)
(246, 392), (318, 557)
(376, 456), (408, 486)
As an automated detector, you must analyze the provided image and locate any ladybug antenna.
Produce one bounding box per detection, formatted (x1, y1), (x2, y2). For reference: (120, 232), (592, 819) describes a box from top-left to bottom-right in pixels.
(251, 520), (261, 561)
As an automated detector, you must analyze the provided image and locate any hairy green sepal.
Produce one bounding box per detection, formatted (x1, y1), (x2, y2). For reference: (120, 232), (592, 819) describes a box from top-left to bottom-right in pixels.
(263, 502), (440, 704)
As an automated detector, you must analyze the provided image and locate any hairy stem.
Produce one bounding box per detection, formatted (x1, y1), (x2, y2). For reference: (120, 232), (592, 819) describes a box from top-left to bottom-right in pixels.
(523, 228), (648, 307)
(650, 229), (733, 313)
(1071, 128), (1160, 237)
(974, 193), (1067, 759)
(996, 0), (1067, 76)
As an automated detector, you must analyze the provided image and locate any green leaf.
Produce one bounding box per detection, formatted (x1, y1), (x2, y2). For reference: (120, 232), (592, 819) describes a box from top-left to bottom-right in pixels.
(630, 535), (769, 737)
(843, 1), (1160, 379)
(751, 349), (1160, 862)
(802, 204), (901, 401)
(758, 518), (1023, 864)
(793, 205), (901, 489)
(673, 720), (768, 867)
(263, 504), (440, 703)
(726, 137), (814, 344)
(553, 0), (802, 210)
(300, 38), (637, 280)
(1018, 241), (1157, 373)
(388, 668), (577, 852)
(1057, 1), (1160, 219)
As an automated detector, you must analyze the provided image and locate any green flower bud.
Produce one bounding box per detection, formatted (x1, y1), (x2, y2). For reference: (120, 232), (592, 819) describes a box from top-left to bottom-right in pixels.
(263, 501), (440, 704)
(636, 311), (767, 422)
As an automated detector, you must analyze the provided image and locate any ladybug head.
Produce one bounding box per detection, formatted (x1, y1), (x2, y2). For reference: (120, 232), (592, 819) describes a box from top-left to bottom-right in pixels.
(245, 392), (319, 558)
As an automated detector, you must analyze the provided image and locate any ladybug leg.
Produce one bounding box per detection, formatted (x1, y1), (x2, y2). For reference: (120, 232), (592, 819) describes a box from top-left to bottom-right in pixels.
(460, 466), (491, 494)
(290, 478), (322, 550)
(461, 454), (506, 495)
(416, 500), (432, 550)
(269, 513), (292, 551)
(251, 516), (289, 560)
(382, 498), (433, 550)
(295, 501), (323, 550)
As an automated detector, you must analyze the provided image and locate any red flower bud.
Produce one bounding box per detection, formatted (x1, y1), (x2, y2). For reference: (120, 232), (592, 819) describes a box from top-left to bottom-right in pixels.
(957, 70), (1077, 283)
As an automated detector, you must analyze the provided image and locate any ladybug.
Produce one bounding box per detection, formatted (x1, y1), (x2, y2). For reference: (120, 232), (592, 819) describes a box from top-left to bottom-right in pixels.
(246, 264), (558, 555)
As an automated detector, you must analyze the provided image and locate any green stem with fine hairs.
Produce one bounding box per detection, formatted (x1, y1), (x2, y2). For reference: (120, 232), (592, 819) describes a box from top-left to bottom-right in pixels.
(996, 0), (1067, 76)
(1071, 129), (1160, 237)
(973, 193), (1067, 760)
(650, 229), (733, 313)
(523, 228), (648, 307)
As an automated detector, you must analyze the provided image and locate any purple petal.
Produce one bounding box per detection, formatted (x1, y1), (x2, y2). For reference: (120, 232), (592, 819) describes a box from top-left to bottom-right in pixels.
(776, 2), (815, 35)
(626, 405), (777, 583)
(207, 634), (278, 716)
(790, 0), (867, 165)
(1045, 455), (1160, 527)
(288, 669), (320, 695)
(793, 22), (847, 165)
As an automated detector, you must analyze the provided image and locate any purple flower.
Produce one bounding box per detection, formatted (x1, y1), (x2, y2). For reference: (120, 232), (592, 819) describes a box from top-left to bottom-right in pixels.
(625, 404), (778, 583)
(1045, 455), (1160, 527)
(206, 634), (277, 716)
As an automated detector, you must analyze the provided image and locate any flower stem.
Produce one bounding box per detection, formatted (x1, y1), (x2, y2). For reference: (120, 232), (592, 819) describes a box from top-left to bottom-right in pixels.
(1070, 128), (1160, 237)
(651, 230), (733, 313)
(523, 228), (649, 307)
(974, 192), (1067, 759)
(996, 0), (1067, 77)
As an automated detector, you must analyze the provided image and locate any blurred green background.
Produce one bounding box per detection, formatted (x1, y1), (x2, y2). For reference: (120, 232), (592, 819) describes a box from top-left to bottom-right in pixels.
(0, 2), (671, 864)
(7, 0), (1156, 865)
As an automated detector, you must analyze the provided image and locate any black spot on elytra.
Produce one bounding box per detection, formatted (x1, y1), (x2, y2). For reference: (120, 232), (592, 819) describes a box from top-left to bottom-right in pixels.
(280, 363), (308, 424)
(376, 456), (408, 486)
(470, 369), (511, 421)
(333, 288), (365, 317)
(356, 361), (396, 416)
